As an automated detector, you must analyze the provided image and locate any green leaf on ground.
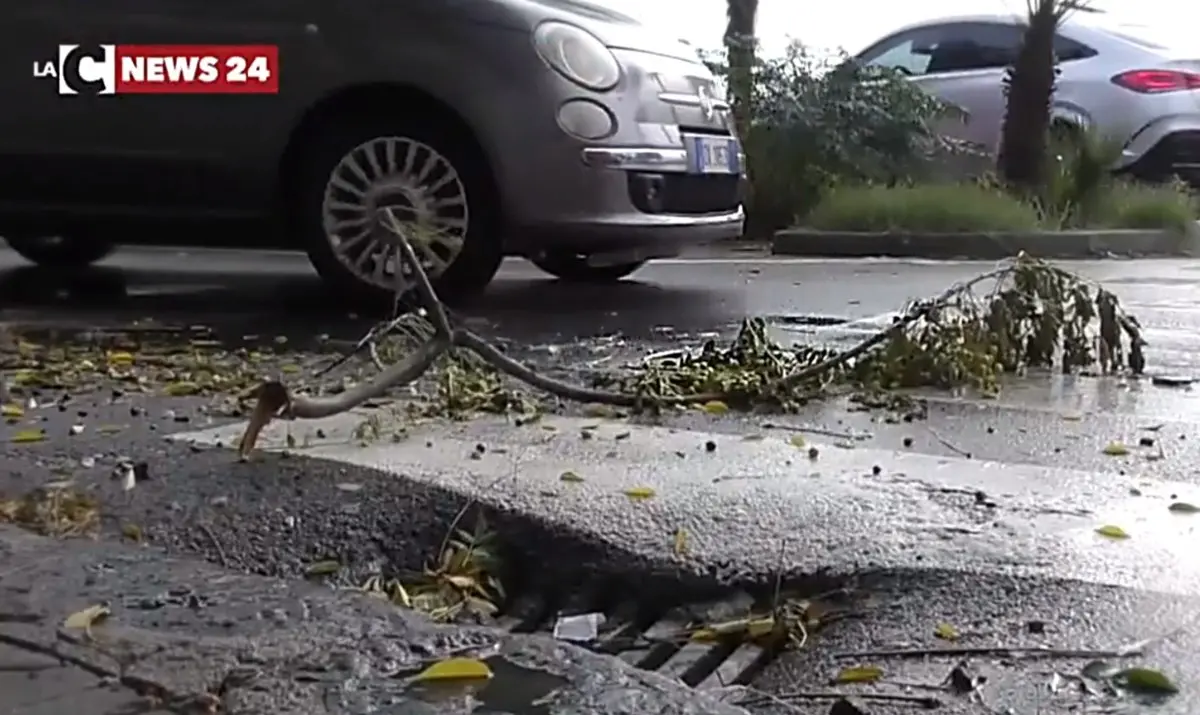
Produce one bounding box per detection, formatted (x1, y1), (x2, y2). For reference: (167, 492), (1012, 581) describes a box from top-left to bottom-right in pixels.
(835, 665), (884, 684)
(1103, 442), (1130, 456)
(10, 429), (45, 443)
(1168, 502), (1200, 514)
(1114, 667), (1179, 695)
(1095, 524), (1130, 539)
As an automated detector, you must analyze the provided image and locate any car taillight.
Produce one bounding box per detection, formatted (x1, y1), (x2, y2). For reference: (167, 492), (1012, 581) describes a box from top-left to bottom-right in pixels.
(1111, 69), (1200, 93)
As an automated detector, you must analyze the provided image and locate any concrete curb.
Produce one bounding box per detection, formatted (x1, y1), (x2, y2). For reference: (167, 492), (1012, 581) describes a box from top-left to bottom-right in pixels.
(771, 225), (1200, 259)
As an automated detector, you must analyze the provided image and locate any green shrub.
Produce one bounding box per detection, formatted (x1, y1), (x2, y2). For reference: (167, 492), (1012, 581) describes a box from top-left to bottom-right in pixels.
(1039, 128), (1124, 228)
(805, 184), (1042, 233)
(704, 42), (962, 236)
(1095, 181), (1198, 233)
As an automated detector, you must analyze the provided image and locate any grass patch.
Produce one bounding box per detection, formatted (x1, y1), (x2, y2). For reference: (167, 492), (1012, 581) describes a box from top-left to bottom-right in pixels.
(1093, 181), (1198, 233)
(803, 180), (1198, 234)
(805, 184), (1041, 233)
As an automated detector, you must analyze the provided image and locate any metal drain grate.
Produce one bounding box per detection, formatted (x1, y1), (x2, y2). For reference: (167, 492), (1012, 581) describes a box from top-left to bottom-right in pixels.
(498, 590), (773, 689)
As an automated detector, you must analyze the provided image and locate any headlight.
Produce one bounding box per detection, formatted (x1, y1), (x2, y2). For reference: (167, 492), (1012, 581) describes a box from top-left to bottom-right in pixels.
(533, 21), (621, 91)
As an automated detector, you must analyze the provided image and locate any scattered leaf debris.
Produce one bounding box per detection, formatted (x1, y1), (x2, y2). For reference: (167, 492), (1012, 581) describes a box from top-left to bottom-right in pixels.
(1095, 525), (1130, 540)
(412, 657), (493, 683)
(834, 665), (884, 684)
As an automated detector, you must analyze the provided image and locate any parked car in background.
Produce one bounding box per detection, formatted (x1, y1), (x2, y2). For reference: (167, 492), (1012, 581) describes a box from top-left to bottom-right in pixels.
(4, 0), (744, 305)
(854, 14), (1200, 186)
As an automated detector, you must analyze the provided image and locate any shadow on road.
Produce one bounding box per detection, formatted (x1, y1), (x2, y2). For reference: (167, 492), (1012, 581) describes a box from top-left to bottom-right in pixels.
(0, 260), (731, 345)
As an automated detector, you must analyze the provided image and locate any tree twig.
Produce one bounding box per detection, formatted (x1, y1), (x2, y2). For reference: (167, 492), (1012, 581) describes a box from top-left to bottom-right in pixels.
(737, 688), (941, 709)
(834, 644), (1147, 660)
(197, 522), (228, 568)
(925, 425), (972, 458)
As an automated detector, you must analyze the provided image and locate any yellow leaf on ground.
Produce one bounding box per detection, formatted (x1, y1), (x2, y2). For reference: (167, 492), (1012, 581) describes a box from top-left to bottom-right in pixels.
(582, 404), (619, 419)
(745, 617), (776, 639)
(701, 400), (729, 415)
(1103, 442), (1130, 456)
(412, 657), (493, 683)
(934, 622), (960, 641)
(164, 381), (200, 397)
(304, 560), (341, 576)
(121, 524), (143, 542)
(63, 604), (110, 632)
(1, 404), (24, 419)
(105, 351), (134, 365)
(673, 527), (688, 556)
(559, 471), (584, 483)
(690, 617), (776, 642)
(444, 574), (478, 590)
(11, 429), (45, 444)
(789, 434), (806, 448)
(835, 665), (884, 684)
(1096, 524), (1130, 539)
(623, 486), (656, 500)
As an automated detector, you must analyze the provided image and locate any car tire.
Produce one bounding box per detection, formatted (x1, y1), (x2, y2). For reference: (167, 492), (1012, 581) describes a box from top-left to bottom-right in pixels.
(291, 112), (503, 310)
(5, 236), (115, 268)
(531, 253), (646, 283)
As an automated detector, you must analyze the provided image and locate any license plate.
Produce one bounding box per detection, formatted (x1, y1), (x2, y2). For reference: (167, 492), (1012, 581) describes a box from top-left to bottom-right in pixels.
(685, 135), (740, 175)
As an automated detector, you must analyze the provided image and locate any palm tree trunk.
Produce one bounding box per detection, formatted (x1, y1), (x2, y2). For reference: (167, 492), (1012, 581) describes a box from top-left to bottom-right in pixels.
(723, 0), (758, 135)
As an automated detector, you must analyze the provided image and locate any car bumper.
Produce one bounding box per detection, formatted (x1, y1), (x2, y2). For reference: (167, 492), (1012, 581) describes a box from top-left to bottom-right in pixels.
(1122, 129), (1200, 187)
(505, 144), (745, 259)
(1116, 113), (1200, 182)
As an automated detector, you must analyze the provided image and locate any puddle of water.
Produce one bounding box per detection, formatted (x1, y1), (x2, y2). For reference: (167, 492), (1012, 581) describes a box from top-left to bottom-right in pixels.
(403, 655), (568, 714)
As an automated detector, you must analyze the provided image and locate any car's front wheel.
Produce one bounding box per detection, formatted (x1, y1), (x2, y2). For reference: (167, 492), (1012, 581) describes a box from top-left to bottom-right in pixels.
(292, 112), (503, 310)
(531, 253), (646, 283)
(5, 236), (115, 268)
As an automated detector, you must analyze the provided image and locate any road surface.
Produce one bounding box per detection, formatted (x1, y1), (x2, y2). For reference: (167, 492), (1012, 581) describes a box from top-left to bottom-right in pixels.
(4, 245), (1200, 714)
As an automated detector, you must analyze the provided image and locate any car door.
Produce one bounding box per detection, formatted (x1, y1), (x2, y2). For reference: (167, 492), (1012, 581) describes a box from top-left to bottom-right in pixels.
(859, 22), (1022, 152)
(3, 0), (323, 219)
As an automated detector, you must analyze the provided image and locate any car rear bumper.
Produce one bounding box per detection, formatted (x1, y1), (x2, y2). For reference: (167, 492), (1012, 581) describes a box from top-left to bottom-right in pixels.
(1116, 111), (1200, 182)
(1122, 129), (1200, 187)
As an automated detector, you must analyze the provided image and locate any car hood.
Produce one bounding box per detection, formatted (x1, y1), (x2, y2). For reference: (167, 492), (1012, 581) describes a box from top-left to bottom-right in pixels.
(507, 0), (702, 62)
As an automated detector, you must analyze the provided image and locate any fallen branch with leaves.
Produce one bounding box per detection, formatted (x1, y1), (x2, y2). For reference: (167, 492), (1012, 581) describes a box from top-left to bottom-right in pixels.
(237, 207), (1148, 457)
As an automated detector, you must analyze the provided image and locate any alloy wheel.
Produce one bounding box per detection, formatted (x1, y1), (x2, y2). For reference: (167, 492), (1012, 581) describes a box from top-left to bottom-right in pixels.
(321, 136), (469, 291)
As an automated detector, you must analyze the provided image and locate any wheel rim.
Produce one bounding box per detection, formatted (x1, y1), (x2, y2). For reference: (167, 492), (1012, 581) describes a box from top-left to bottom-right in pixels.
(321, 136), (469, 291)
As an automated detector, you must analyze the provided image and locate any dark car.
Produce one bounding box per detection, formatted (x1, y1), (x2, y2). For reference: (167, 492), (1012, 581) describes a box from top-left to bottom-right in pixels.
(4, 0), (744, 305)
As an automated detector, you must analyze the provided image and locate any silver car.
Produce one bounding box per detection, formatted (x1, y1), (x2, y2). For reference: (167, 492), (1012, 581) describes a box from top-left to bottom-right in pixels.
(855, 14), (1200, 184)
(6, 0), (743, 305)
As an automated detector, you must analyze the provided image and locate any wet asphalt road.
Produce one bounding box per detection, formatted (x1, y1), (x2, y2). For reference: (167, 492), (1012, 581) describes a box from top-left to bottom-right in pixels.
(7, 245), (1200, 714)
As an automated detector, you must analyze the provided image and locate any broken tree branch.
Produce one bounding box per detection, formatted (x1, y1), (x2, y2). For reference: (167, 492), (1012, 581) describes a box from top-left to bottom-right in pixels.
(236, 211), (1147, 458)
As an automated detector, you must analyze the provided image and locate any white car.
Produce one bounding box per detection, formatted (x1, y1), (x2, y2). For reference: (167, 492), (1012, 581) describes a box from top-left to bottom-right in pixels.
(855, 14), (1200, 184)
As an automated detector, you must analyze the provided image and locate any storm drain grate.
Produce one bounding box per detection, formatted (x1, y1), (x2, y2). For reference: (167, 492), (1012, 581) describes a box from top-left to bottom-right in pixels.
(498, 590), (774, 689)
